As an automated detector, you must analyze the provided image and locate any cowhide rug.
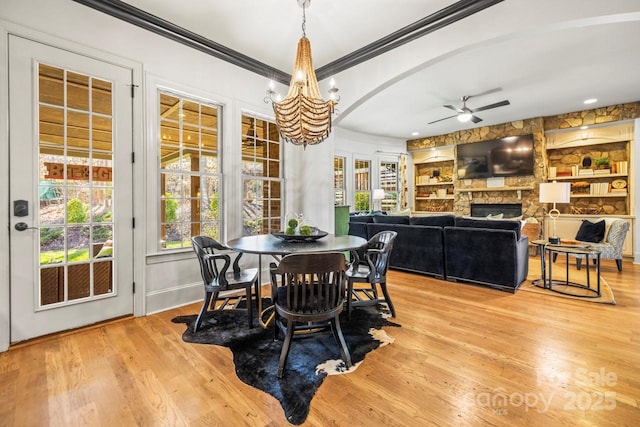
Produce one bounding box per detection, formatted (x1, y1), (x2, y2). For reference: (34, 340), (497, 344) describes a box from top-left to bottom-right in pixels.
(172, 301), (400, 425)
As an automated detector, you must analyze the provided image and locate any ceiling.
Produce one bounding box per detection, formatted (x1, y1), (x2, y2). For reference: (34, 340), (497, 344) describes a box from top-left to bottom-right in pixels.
(110, 0), (640, 140)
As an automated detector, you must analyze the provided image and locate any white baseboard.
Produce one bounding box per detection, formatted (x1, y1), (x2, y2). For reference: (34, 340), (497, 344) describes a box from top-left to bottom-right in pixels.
(145, 281), (202, 315)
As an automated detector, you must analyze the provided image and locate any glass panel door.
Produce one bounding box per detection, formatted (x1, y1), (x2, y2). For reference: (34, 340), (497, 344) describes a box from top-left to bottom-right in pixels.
(38, 64), (115, 305)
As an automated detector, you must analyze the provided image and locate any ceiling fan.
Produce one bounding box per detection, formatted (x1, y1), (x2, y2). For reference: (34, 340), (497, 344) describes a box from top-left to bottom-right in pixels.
(429, 95), (510, 124)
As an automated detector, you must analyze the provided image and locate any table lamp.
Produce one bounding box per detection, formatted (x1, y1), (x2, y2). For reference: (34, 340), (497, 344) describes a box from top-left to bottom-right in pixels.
(539, 181), (571, 244)
(372, 189), (385, 212)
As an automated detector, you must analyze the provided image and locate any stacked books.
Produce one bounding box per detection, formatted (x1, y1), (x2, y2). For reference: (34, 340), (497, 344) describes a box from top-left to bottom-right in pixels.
(593, 168), (611, 175)
(589, 182), (610, 195)
(578, 168), (594, 176)
(614, 161), (628, 174)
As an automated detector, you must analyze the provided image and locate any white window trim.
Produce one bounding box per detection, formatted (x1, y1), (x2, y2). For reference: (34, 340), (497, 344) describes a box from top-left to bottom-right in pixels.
(240, 112), (284, 236)
(144, 74), (231, 257)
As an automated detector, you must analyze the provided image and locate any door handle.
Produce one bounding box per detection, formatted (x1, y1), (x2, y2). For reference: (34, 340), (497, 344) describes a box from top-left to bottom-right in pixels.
(15, 222), (38, 231)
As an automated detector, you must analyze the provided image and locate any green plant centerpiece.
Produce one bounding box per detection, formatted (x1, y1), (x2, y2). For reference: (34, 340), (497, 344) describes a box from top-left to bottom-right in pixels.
(283, 212), (315, 235)
(299, 225), (312, 236)
(285, 218), (298, 235)
(595, 157), (610, 169)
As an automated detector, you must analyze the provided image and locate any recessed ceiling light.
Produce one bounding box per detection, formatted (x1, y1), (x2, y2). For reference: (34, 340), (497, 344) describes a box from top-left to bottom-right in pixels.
(584, 98), (597, 104)
(411, 131), (419, 136)
(580, 125), (589, 130)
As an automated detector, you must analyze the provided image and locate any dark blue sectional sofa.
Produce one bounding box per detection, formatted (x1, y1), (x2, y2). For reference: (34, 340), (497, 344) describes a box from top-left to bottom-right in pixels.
(348, 214), (529, 292)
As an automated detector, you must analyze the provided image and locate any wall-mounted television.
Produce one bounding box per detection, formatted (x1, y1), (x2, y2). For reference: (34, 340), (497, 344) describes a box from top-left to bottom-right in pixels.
(456, 134), (534, 179)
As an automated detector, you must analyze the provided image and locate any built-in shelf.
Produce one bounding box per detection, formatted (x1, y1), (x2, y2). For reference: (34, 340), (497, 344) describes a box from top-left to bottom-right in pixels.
(570, 192), (628, 198)
(415, 182), (454, 187)
(552, 173), (627, 181)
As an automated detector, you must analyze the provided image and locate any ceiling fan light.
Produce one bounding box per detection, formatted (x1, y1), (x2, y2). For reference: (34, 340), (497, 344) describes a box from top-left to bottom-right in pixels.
(457, 112), (473, 122)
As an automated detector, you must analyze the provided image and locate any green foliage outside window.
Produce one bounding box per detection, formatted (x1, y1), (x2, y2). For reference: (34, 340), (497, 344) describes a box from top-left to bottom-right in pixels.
(40, 227), (63, 245)
(209, 193), (219, 219)
(67, 198), (88, 223)
(164, 193), (178, 222)
(355, 192), (370, 211)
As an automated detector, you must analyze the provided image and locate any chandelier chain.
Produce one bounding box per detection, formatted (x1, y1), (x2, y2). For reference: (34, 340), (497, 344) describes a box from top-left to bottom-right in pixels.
(301, 2), (306, 36)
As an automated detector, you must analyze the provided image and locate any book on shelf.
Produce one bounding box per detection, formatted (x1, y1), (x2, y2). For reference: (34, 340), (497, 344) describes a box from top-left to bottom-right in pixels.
(578, 168), (594, 176)
(593, 169), (611, 175)
(589, 182), (610, 195)
(614, 161), (628, 174)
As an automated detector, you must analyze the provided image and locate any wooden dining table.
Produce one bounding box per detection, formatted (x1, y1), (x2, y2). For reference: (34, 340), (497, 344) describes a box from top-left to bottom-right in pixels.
(226, 233), (367, 328)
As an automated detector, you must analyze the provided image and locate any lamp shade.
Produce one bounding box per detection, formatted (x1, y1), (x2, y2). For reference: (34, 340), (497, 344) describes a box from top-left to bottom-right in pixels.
(539, 182), (571, 203)
(373, 189), (385, 200)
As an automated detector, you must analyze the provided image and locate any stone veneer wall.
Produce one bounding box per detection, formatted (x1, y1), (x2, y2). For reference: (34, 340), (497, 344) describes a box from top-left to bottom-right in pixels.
(407, 101), (640, 220)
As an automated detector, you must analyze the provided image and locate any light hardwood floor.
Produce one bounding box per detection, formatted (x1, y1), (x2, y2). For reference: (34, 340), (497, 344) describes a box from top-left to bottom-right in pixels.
(1, 257), (639, 426)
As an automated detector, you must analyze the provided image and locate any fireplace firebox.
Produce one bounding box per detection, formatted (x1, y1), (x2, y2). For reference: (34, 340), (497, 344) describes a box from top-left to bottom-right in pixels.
(471, 203), (522, 218)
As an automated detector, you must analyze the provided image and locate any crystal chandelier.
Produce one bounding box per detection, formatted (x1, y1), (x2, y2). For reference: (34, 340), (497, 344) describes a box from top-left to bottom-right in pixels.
(265, 0), (339, 148)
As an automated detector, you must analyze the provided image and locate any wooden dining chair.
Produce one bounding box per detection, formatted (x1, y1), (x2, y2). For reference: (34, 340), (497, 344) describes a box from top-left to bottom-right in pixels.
(191, 236), (259, 331)
(269, 252), (352, 378)
(346, 230), (397, 320)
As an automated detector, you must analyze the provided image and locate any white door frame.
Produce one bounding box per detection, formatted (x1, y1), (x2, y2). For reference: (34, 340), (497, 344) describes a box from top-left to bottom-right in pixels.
(0, 21), (145, 352)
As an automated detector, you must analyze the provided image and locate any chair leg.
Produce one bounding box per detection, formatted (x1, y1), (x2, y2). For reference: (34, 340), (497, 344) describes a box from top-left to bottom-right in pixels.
(194, 291), (213, 332)
(346, 278), (354, 321)
(277, 319), (295, 378)
(379, 281), (396, 317)
(616, 259), (623, 272)
(330, 317), (352, 368)
(246, 284), (253, 329)
(576, 258), (582, 271)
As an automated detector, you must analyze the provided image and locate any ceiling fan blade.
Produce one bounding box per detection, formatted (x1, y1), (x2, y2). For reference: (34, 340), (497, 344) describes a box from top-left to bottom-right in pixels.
(428, 114), (457, 124)
(471, 100), (510, 113)
(470, 115), (483, 124)
(443, 104), (463, 113)
(467, 87), (502, 99)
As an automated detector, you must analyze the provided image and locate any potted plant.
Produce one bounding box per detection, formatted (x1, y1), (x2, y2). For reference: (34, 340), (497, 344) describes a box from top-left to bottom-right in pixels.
(594, 157), (610, 169)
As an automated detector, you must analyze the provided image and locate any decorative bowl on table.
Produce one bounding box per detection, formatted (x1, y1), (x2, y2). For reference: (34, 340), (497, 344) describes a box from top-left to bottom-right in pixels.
(272, 228), (328, 242)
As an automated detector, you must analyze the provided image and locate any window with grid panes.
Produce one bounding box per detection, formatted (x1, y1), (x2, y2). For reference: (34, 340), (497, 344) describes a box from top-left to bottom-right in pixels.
(159, 91), (221, 250)
(334, 156), (346, 205)
(241, 115), (282, 235)
(380, 161), (399, 212)
(354, 159), (371, 212)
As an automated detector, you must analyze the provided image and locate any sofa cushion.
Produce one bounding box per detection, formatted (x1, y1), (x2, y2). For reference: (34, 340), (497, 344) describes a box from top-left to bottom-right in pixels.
(373, 215), (410, 225)
(367, 222), (446, 278)
(575, 219), (605, 243)
(349, 215), (375, 223)
(454, 217), (521, 240)
(410, 215), (455, 227)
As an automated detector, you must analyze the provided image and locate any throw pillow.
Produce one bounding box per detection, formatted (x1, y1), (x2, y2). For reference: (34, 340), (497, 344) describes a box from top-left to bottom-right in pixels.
(575, 220), (605, 243)
(388, 208), (411, 217)
(95, 240), (113, 258)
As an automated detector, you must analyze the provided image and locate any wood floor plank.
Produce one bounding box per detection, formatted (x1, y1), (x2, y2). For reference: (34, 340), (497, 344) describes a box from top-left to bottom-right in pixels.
(1, 257), (639, 426)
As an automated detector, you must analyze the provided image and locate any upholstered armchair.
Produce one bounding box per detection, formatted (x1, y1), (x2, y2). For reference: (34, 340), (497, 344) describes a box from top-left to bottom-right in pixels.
(573, 219), (630, 272)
